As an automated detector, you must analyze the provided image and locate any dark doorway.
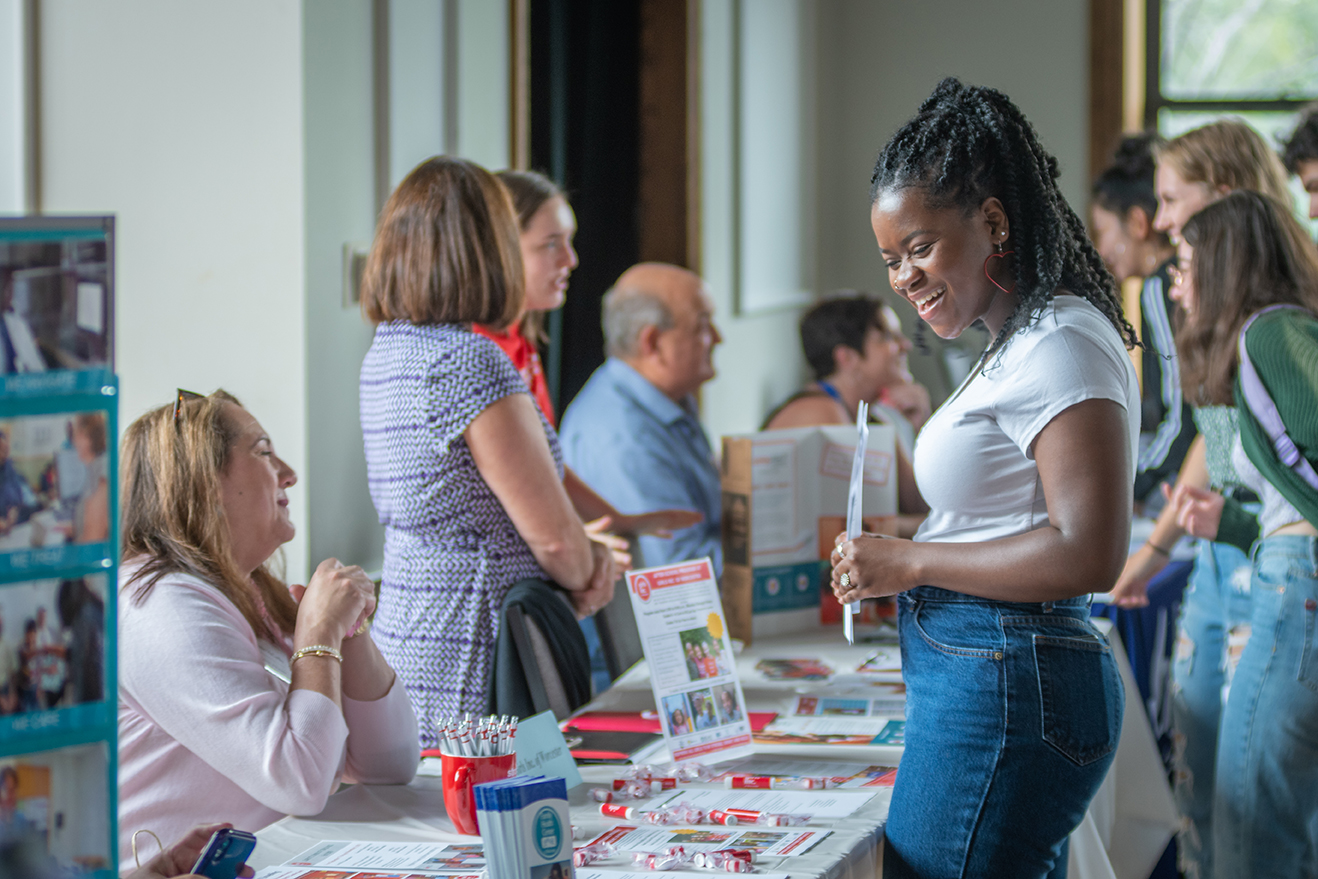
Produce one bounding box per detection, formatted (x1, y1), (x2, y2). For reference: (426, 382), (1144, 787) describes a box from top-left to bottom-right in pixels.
(529, 0), (694, 413)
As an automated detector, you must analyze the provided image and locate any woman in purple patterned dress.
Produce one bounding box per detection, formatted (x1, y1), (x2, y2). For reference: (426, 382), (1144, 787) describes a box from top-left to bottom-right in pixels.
(358, 157), (616, 740)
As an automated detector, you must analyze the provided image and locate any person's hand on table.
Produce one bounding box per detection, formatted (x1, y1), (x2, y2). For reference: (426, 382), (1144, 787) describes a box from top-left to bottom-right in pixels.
(583, 517), (633, 570)
(608, 509), (704, 539)
(570, 539), (617, 620)
(1164, 482), (1223, 541)
(830, 531), (915, 603)
(126, 823), (254, 879)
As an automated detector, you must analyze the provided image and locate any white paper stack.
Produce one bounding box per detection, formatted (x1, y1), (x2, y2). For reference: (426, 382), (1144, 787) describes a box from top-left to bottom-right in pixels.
(474, 774), (574, 878)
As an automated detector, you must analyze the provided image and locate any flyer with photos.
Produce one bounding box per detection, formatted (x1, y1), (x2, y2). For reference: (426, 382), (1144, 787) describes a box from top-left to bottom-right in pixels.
(258, 840), (487, 877)
(625, 558), (754, 764)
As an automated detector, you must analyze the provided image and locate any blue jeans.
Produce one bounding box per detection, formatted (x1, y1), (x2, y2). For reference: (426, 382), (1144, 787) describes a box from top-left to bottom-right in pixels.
(1171, 540), (1254, 878)
(1213, 535), (1318, 877)
(883, 587), (1123, 879)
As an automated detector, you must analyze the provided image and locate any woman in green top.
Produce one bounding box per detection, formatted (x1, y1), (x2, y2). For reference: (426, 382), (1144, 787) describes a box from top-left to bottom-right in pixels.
(1163, 190), (1318, 877)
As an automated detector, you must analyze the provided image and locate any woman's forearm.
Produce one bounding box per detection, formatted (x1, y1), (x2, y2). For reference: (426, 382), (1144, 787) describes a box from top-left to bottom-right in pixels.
(905, 524), (1128, 601)
(289, 653), (343, 711)
(468, 395), (595, 590)
(564, 467), (617, 521)
(339, 628), (396, 702)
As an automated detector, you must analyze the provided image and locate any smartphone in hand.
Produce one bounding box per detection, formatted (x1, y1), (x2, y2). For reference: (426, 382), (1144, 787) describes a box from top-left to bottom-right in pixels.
(191, 828), (257, 879)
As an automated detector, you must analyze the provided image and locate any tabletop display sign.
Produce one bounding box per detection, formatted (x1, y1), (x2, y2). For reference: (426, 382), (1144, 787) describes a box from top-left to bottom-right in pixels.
(625, 559), (754, 765)
(0, 216), (118, 878)
(720, 424), (896, 643)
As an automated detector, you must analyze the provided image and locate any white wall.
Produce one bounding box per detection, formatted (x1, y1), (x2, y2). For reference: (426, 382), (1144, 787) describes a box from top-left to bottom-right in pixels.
(700, 0), (813, 445)
(29, 0), (514, 580)
(454, 0), (510, 170)
(701, 0), (1091, 440)
(38, 0), (311, 579)
(0, 0), (28, 212)
(814, 0), (1089, 296)
(303, 1), (380, 573)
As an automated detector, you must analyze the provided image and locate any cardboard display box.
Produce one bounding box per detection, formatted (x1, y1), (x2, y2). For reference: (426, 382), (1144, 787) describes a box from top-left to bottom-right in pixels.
(720, 424), (897, 643)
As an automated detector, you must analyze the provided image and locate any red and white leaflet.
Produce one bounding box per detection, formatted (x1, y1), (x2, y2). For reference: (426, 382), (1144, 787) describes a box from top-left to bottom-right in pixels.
(625, 558), (754, 764)
(583, 823), (829, 857)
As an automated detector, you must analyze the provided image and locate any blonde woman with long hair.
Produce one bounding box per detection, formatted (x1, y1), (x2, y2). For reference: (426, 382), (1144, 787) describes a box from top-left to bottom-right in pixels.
(117, 391), (418, 872)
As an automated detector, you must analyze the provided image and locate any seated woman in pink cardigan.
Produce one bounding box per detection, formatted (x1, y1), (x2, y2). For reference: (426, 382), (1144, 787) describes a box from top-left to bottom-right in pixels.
(116, 390), (418, 871)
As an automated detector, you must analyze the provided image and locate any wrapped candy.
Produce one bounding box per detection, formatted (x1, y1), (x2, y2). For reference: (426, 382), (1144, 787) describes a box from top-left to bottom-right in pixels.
(672, 761), (715, 783)
(630, 849), (689, 870)
(667, 800), (707, 825)
(695, 849), (758, 871)
(572, 842), (615, 867)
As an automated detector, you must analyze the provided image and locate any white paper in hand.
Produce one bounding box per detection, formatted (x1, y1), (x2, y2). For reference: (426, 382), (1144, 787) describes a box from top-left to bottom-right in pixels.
(843, 402), (869, 643)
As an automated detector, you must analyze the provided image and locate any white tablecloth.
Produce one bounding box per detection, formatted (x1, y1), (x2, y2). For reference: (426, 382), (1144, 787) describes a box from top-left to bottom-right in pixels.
(250, 622), (1177, 879)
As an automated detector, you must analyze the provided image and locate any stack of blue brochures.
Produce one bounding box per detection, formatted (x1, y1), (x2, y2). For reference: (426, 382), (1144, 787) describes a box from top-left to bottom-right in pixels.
(474, 774), (573, 878)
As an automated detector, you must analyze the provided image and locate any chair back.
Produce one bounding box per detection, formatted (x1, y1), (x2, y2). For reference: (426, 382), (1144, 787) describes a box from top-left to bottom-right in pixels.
(593, 540), (645, 681)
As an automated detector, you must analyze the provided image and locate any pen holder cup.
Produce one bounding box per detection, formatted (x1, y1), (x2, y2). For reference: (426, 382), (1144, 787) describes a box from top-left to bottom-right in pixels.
(441, 751), (517, 835)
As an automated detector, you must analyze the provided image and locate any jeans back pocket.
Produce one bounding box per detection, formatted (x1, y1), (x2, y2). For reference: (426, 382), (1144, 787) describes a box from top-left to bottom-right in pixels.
(1034, 633), (1124, 766)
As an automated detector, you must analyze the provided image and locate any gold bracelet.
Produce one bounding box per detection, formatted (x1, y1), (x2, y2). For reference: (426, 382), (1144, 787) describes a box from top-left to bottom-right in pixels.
(291, 644), (343, 664)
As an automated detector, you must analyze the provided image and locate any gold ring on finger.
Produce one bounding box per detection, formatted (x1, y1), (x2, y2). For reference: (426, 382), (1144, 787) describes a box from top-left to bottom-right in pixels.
(839, 572), (851, 588)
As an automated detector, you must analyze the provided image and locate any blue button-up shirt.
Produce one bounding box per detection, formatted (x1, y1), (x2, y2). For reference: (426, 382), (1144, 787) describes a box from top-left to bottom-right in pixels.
(560, 358), (723, 574)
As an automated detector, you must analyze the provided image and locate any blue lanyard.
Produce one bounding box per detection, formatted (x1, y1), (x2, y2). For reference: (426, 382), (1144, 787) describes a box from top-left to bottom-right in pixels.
(817, 380), (845, 406)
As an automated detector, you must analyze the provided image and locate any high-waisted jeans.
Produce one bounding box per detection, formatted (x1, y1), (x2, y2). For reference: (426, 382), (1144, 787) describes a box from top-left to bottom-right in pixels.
(1213, 535), (1318, 878)
(883, 587), (1124, 879)
(1171, 539), (1254, 879)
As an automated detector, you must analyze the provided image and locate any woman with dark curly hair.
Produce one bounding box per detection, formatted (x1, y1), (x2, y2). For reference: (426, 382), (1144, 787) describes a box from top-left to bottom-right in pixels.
(829, 78), (1140, 877)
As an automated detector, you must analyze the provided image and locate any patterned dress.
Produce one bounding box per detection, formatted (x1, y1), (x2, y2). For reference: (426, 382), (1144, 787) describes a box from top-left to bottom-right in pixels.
(360, 322), (560, 741)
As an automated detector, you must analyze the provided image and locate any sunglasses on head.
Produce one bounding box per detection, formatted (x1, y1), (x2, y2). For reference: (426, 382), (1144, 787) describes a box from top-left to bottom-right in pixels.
(171, 389), (204, 425)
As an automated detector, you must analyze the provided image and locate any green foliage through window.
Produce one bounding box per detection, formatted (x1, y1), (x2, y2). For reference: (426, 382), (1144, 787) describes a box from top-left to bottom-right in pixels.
(1161, 0), (1318, 101)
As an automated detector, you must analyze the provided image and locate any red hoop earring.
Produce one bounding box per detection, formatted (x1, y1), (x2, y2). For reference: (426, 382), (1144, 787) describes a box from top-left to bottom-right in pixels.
(984, 244), (1016, 295)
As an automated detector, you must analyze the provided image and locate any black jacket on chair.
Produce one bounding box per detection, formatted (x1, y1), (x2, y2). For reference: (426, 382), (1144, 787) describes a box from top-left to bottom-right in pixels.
(490, 577), (592, 720)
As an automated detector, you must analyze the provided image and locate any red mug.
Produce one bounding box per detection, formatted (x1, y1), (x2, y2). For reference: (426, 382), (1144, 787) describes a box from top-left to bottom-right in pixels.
(441, 751), (517, 835)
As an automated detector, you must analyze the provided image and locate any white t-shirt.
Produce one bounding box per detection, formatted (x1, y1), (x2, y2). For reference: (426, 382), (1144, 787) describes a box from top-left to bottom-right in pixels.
(913, 295), (1140, 545)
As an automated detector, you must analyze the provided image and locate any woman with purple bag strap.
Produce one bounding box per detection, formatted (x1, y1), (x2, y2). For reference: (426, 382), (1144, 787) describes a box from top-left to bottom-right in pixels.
(1162, 190), (1318, 877)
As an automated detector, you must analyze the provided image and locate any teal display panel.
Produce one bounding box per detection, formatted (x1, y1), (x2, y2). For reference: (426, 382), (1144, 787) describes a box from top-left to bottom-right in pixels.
(751, 560), (827, 613)
(0, 216), (117, 879)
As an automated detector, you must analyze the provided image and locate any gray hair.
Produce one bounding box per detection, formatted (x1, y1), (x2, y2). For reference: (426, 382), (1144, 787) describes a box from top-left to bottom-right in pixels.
(601, 285), (675, 358)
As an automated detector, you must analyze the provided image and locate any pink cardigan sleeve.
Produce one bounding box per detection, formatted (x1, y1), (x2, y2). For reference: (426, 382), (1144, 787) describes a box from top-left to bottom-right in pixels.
(342, 678), (420, 784)
(119, 575), (350, 816)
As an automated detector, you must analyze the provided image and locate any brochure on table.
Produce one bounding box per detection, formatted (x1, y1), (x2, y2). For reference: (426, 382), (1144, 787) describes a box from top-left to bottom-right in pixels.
(0, 216), (118, 879)
(584, 823), (829, 858)
(624, 558), (754, 764)
(632, 787), (878, 820)
(273, 839), (487, 873)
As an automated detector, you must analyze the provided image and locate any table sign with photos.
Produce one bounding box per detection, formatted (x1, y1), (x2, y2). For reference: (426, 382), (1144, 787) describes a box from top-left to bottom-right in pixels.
(0, 216), (119, 878)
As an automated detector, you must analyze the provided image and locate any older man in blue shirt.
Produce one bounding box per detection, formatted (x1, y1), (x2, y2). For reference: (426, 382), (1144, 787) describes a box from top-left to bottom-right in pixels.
(560, 262), (723, 574)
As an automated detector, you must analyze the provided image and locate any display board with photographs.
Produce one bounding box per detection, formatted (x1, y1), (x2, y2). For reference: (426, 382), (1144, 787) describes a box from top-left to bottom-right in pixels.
(0, 216), (117, 879)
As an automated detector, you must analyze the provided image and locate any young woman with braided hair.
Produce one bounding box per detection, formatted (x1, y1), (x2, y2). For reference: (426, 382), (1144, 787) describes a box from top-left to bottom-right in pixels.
(830, 78), (1140, 877)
